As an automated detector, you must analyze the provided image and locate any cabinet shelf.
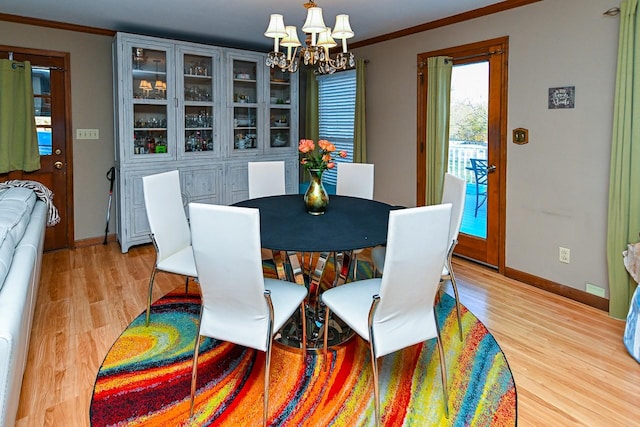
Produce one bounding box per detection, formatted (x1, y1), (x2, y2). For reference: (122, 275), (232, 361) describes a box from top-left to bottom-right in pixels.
(133, 69), (167, 77)
(184, 74), (212, 80)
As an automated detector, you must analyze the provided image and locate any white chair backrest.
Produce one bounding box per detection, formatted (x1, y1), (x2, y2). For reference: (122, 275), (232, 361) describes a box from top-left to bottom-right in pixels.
(375, 203), (452, 357)
(189, 202), (271, 351)
(442, 173), (467, 245)
(248, 161), (286, 199)
(336, 163), (374, 200)
(142, 170), (191, 263)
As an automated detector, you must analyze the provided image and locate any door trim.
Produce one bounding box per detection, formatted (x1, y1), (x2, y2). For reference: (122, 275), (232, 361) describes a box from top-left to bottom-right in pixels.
(416, 36), (508, 272)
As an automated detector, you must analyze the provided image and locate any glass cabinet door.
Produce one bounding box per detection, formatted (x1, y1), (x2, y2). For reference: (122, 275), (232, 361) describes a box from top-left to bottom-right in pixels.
(232, 59), (259, 151)
(131, 46), (170, 157)
(181, 52), (216, 154)
(269, 68), (292, 148)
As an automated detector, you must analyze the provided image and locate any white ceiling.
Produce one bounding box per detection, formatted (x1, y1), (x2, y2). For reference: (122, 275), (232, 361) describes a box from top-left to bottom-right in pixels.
(2, 0), (508, 50)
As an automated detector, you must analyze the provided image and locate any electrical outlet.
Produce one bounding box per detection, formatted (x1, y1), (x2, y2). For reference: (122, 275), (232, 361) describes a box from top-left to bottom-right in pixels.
(559, 247), (570, 264)
(586, 283), (606, 298)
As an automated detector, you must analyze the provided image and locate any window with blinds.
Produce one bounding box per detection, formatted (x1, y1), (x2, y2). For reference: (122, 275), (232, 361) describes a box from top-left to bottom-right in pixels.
(317, 69), (356, 185)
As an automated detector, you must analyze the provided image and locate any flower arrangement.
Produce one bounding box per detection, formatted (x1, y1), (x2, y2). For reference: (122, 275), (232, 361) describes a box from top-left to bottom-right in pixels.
(298, 139), (347, 171)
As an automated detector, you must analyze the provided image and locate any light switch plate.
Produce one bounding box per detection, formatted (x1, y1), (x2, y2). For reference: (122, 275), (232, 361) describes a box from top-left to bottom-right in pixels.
(76, 129), (99, 140)
(513, 128), (528, 144)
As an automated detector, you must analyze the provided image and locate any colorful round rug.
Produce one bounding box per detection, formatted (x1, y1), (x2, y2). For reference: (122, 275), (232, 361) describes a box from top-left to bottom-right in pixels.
(90, 266), (516, 426)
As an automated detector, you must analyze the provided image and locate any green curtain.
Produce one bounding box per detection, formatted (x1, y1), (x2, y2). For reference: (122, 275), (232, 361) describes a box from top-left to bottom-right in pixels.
(304, 68), (319, 142)
(353, 58), (367, 163)
(425, 56), (452, 205)
(607, 0), (640, 319)
(0, 59), (40, 173)
(302, 69), (319, 183)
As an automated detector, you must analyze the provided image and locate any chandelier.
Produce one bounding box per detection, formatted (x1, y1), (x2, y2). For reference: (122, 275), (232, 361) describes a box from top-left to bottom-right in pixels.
(264, 1), (355, 75)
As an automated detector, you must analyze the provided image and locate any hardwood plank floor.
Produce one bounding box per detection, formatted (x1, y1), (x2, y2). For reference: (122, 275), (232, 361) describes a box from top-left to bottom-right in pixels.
(14, 243), (640, 426)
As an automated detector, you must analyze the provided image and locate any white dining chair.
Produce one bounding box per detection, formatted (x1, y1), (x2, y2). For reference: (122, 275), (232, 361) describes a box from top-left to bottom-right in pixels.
(188, 203), (307, 427)
(336, 162), (375, 280)
(322, 204), (452, 426)
(336, 162), (374, 200)
(248, 160), (286, 199)
(142, 170), (197, 326)
(371, 173), (466, 340)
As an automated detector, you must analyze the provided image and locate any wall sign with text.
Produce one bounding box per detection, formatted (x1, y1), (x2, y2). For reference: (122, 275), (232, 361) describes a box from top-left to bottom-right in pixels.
(548, 86), (575, 109)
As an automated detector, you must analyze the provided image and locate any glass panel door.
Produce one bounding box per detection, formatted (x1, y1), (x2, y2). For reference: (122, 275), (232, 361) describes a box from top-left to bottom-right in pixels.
(448, 62), (488, 239)
(232, 60), (258, 151)
(131, 47), (169, 156)
(183, 53), (214, 153)
(269, 68), (292, 148)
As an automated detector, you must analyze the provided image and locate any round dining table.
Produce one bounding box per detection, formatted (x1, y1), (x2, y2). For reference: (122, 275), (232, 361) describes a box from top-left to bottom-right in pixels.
(234, 193), (395, 252)
(234, 193), (398, 349)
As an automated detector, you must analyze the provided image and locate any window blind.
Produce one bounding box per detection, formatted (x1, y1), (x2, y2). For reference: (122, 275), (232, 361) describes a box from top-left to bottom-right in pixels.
(317, 69), (356, 185)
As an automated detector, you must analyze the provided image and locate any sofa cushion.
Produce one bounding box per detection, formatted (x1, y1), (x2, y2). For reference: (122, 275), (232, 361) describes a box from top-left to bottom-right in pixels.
(0, 188), (37, 290)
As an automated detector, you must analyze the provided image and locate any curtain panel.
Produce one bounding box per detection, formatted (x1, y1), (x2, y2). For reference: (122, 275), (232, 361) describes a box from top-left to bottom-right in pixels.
(425, 56), (452, 205)
(0, 59), (40, 173)
(607, 0), (640, 319)
(353, 58), (367, 163)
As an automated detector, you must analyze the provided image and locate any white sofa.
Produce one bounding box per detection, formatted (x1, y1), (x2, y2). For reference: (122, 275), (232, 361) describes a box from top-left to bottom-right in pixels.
(0, 188), (47, 427)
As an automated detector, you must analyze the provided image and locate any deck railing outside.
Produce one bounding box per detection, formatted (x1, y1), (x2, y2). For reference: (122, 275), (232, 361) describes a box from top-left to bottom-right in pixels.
(448, 141), (487, 183)
(449, 141), (488, 238)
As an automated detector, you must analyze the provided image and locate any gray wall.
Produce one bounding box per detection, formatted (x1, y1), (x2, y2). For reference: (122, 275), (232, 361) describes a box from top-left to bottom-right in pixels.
(2, 22), (115, 242)
(1, 0), (620, 298)
(354, 0), (618, 296)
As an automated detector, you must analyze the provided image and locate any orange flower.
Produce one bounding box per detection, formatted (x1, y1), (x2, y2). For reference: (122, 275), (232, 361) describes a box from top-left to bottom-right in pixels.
(298, 138), (343, 172)
(298, 139), (315, 153)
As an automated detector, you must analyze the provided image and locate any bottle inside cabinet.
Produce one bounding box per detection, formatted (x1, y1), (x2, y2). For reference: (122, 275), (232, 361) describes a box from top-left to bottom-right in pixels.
(133, 104), (167, 154)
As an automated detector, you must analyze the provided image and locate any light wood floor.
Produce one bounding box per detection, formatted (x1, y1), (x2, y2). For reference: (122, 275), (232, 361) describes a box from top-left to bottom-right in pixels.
(14, 243), (640, 426)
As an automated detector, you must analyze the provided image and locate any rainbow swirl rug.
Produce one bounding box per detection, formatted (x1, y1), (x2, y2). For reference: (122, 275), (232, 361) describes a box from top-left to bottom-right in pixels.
(90, 263), (516, 426)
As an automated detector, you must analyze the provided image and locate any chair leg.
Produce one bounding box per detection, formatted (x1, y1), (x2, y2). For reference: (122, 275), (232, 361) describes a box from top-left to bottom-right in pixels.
(146, 266), (158, 326)
(368, 344), (380, 427)
(323, 305), (329, 360)
(434, 308), (449, 419)
(436, 334), (449, 419)
(189, 309), (204, 417)
(352, 253), (358, 281)
(449, 271), (463, 342)
(300, 302), (307, 352)
(263, 338), (273, 427)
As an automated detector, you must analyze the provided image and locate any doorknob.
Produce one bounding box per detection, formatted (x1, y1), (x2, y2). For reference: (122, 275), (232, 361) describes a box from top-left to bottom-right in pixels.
(54, 161), (63, 169)
(487, 164), (497, 173)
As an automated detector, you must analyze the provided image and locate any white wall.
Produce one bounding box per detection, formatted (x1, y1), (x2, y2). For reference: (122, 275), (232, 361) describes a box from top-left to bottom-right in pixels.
(355, 0), (619, 296)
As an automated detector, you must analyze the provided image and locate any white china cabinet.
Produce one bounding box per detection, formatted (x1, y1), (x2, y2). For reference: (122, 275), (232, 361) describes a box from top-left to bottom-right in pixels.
(113, 33), (298, 252)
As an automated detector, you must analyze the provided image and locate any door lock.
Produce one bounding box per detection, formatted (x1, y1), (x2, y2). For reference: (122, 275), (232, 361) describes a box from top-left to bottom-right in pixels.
(55, 148), (62, 155)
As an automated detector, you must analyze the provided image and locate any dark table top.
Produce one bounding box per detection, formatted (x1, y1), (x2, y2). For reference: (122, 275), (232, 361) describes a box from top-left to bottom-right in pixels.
(234, 194), (397, 252)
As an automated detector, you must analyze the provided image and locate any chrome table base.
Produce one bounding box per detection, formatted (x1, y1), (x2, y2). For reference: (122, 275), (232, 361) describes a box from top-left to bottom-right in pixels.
(272, 250), (355, 350)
